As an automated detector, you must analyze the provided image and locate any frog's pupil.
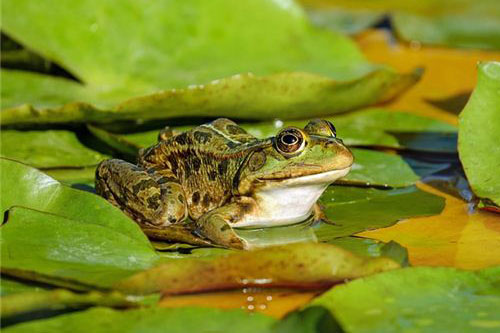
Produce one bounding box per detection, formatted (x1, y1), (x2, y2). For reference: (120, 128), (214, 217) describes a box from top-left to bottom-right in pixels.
(282, 134), (297, 145)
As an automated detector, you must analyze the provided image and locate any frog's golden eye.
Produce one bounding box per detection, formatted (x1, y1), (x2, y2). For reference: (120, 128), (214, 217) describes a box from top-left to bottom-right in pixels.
(304, 119), (336, 138)
(275, 128), (305, 156)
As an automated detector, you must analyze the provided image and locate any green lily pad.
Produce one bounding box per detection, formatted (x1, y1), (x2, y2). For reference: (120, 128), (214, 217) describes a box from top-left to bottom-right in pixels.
(114, 242), (400, 295)
(306, 7), (384, 35)
(1, 289), (134, 321)
(458, 61), (500, 207)
(0, 277), (50, 297)
(274, 306), (344, 333)
(310, 266), (500, 332)
(1, 207), (159, 289)
(0, 158), (145, 242)
(327, 238), (409, 267)
(1, 130), (109, 168)
(343, 148), (419, 187)
(113, 108), (456, 150)
(2, 307), (277, 333)
(0, 0), (419, 126)
(1, 69), (418, 126)
(393, 6), (500, 50)
(315, 185), (445, 240)
(0, 158), (160, 288)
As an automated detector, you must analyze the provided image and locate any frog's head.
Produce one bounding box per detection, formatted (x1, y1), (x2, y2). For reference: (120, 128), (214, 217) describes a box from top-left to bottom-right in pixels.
(236, 119), (353, 195)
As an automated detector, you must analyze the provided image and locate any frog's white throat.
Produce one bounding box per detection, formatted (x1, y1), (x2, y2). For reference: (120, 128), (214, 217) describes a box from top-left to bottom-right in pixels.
(235, 167), (351, 228)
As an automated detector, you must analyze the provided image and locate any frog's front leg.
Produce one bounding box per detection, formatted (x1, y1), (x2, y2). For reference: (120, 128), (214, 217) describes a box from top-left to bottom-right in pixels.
(95, 159), (187, 227)
(196, 199), (255, 250)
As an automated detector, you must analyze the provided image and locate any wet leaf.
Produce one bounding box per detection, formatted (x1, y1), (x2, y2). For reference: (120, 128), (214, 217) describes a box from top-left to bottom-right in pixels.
(114, 242), (400, 295)
(2, 307), (277, 333)
(458, 61), (500, 207)
(1, 289), (134, 321)
(315, 185), (445, 240)
(310, 266), (500, 332)
(0, 130), (109, 168)
(1, 207), (159, 289)
(1, 69), (418, 126)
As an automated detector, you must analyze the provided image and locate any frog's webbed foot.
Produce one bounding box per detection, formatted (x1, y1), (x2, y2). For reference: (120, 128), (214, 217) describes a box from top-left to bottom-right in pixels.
(95, 159), (187, 227)
(313, 202), (338, 225)
(196, 204), (249, 250)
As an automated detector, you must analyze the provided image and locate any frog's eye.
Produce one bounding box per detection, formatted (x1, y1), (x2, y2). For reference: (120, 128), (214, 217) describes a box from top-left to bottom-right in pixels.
(275, 128), (305, 156)
(304, 119), (336, 138)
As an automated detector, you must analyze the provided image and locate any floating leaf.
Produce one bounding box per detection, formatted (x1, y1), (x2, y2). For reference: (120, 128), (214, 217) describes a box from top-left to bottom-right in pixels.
(0, 277), (50, 297)
(1, 69), (418, 126)
(343, 148), (419, 187)
(1, 207), (159, 289)
(315, 185), (445, 240)
(114, 242), (399, 295)
(306, 7), (384, 35)
(458, 61), (500, 208)
(310, 266), (500, 332)
(358, 183), (500, 270)
(2, 307), (277, 333)
(327, 238), (409, 267)
(1, 289), (134, 321)
(0, 130), (109, 168)
(274, 306), (344, 333)
(0, 158), (145, 242)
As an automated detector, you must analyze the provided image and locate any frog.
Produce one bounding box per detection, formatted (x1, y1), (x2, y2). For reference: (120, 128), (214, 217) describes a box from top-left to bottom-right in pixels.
(95, 118), (353, 249)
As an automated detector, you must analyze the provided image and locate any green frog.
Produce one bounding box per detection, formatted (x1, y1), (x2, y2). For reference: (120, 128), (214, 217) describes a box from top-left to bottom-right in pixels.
(95, 118), (353, 249)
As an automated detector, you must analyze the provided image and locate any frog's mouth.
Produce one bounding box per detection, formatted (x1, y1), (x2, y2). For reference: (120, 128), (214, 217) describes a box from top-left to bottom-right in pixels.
(257, 166), (351, 186)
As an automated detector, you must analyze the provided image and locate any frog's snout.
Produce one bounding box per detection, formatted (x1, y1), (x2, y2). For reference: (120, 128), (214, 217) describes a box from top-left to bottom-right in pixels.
(336, 145), (354, 169)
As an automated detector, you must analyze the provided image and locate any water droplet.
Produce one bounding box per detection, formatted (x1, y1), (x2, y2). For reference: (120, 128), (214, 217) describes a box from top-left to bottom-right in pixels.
(259, 304), (267, 310)
(273, 119), (284, 128)
(242, 288), (248, 294)
(246, 296), (254, 302)
(266, 295), (273, 301)
(188, 84), (196, 89)
(247, 304), (255, 310)
(241, 278), (249, 285)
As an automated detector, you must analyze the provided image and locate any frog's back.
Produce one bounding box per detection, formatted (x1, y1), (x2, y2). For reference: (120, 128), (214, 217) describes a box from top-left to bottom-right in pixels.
(139, 119), (262, 219)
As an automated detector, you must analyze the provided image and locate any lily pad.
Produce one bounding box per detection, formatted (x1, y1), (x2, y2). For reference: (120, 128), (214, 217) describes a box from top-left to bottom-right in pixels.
(343, 148), (419, 187)
(310, 266), (500, 332)
(1, 130), (109, 168)
(0, 158), (145, 242)
(1, 207), (159, 289)
(315, 185), (445, 240)
(1, 69), (418, 126)
(458, 61), (500, 207)
(2, 307), (277, 333)
(114, 242), (400, 295)
(1, 289), (134, 321)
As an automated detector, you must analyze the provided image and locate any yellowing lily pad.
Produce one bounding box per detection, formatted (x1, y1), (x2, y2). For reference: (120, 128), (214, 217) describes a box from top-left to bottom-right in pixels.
(114, 242), (400, 295)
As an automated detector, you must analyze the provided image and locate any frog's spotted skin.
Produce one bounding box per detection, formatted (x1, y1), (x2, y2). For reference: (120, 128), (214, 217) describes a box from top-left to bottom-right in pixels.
(96, 118), (353, 249)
